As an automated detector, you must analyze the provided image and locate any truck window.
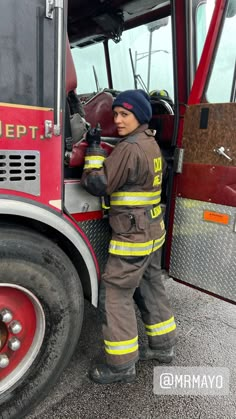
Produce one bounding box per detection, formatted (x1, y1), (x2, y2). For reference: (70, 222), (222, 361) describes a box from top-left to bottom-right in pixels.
(71, 43), (108, 94)
(196, 1), (214, 66)
(197, 0), (236, 103)
(108, 18), (174, 99)
(206, 2), (236, 103)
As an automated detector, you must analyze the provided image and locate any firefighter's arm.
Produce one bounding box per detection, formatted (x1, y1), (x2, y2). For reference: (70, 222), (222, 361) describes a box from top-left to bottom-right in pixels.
(81, 125), (134, 196)
(81, 125), (108, 196)
(103, 142), (134, 195)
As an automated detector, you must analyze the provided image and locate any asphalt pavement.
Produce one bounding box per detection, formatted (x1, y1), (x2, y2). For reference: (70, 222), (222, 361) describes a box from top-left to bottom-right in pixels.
(26, 277), (236, 419)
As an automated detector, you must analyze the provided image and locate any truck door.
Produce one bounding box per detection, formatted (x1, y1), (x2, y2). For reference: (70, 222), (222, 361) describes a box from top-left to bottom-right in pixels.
(0, 0), (66, 210)
(168, 0), (236, 303)
(0, 3), (81, 418)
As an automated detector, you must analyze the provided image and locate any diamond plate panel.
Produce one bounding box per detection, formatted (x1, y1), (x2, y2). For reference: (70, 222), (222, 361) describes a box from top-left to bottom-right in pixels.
(78, 218), (111, 273)
(169, 198), (236, 302)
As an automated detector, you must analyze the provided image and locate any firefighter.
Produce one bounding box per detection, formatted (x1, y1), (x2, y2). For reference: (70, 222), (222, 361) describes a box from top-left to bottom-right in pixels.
(81, 89), (177, 384)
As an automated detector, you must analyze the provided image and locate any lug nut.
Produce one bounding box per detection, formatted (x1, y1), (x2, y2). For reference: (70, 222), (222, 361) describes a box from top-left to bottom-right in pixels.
(0, 309), (13, 323)
(8, 337), (21, 351)
(9, 320), (22, 334)
(0, 354), (10, 368)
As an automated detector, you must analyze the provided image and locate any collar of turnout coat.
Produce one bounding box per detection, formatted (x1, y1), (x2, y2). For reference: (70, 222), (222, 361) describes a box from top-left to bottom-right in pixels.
(118, 124), (156, 144)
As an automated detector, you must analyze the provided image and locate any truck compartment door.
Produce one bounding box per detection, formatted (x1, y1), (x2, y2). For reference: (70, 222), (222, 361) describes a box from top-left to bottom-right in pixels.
(168, 0), (236, 303)
(169, 103), (236, 303)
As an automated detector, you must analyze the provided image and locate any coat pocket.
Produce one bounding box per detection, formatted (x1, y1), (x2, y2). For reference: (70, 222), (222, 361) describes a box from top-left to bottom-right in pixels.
(109, 210), (148, 234)
(109, 213), (133, 234)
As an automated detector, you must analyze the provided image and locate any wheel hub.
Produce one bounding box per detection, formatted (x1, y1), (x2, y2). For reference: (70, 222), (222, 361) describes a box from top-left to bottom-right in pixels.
(0, 284), (45, 394)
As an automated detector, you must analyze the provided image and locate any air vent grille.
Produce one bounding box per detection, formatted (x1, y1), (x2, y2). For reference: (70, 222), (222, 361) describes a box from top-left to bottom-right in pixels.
(0, 151), (40, 195)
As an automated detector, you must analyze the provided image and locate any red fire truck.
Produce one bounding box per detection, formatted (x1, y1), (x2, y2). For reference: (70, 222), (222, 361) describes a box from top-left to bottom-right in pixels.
(0, 0), (235, 417)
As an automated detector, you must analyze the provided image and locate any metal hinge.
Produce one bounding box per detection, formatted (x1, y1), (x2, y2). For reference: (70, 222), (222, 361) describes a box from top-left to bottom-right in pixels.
(46, 0), (63, 19)
(173, 148), (184, 173)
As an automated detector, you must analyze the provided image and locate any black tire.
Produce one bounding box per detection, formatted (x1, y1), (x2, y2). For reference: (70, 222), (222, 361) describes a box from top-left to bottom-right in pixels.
(0, 225), (84, 419)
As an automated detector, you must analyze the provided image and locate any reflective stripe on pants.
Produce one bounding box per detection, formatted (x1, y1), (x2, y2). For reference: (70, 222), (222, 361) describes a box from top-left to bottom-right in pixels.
(145, 316), (177, 336)
(104, 336), (138, 355)
(99, 248), (177, 368)
(133, 249), (177, 350)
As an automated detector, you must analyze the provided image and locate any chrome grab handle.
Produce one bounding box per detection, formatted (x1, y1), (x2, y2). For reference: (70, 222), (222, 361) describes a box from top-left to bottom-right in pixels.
(214, 146), (232, 162)
(54, 0), (64, 136)
(45, 0), (64, 136)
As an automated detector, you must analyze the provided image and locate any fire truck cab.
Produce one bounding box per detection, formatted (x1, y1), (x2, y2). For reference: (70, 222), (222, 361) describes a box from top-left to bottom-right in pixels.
(0, 0), (235, 417)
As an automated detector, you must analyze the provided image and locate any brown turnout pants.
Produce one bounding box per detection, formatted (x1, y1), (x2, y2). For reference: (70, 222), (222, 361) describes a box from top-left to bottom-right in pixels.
(99, 248), (177, 369)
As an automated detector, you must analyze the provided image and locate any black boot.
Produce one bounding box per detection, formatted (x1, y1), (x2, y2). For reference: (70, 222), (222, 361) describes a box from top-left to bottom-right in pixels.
(139, 346), (174, 363)
(89, 363), (136, 384)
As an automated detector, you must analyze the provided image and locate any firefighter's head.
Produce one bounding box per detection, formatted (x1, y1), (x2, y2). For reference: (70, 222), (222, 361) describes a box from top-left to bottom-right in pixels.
(112, 89), (152, 136)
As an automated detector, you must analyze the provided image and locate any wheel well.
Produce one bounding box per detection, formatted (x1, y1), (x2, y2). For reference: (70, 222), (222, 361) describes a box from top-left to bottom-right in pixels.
(0, 214), (92, 302)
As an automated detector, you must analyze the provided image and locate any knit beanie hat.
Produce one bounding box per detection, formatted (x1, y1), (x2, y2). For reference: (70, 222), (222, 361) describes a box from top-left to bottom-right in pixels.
(112, 89), (152, 124)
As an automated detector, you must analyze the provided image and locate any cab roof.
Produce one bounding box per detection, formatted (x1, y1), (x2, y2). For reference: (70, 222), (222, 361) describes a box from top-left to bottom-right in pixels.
(67, 0), (170, 47)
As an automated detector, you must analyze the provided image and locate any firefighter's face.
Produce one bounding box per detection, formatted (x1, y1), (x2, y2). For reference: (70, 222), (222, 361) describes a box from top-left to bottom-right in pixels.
(113, 107), (140, 136)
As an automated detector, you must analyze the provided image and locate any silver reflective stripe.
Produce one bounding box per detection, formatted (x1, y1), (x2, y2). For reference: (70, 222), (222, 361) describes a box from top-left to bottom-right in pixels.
(84, 156), (104, 168)
(145, 321), (175, 333)
(111, 196), (160, 203)
(110, 193), (161, 205)
(109, 240), (154, 256)
(104, 336), (138, 355)
(109, 234), (166, 256)
(153, 234), (166, 251)
(105, 342), (138, 351)
(145, 318), (176, 336)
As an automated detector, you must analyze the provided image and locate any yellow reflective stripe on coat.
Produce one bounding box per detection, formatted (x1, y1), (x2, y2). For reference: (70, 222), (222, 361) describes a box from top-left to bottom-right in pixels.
(153, 234), (166, 252)
(109, 234), (165, 256)
(145, 316), (176, 336)
(110, 191), (161, 206)
(104, 336), (138, 355)
(84, 155), (105, 169)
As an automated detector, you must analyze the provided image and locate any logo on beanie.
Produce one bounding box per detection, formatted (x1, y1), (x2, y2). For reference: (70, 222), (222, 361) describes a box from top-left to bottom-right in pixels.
(123, 102), (133, 110)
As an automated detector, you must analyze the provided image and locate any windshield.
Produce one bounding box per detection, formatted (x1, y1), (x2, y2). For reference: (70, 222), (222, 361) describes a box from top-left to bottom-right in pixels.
(72, 16), (174, 102)
(196, 0), (236, 103)
(71, 43), (108, 94)
(108, 18), (174, 99)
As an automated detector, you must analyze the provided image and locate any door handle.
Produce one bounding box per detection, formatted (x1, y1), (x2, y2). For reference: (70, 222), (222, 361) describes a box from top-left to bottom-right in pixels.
(45, 0), (64, 136)
(214, 146), (233, 162)
(54, 0), (64, 136)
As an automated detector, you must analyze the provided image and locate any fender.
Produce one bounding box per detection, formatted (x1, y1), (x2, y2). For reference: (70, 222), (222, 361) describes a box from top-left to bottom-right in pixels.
(0, 198), (99, 306)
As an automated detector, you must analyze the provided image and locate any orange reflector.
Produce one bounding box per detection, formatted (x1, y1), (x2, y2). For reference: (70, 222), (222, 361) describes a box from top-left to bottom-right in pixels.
(203, 210), (230, 225)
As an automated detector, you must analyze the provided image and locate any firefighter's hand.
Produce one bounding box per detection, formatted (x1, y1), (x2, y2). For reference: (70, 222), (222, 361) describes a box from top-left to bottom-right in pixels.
(86, 123), (102, 147)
